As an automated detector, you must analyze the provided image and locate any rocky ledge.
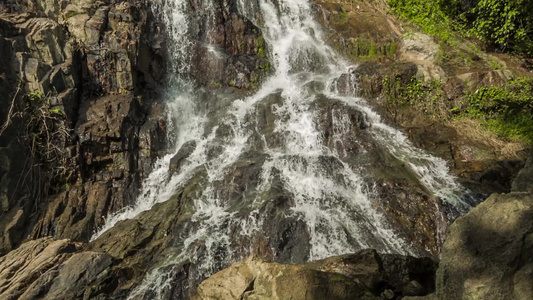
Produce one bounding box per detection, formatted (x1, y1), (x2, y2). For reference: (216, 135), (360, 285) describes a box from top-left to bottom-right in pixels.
(193, 160), (533, 300)
(2, 188), (530, 299)
(313, 0), (530, 199)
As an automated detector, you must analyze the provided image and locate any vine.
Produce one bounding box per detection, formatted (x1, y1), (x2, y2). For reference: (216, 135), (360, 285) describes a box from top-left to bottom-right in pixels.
(0, 89), (74, 210)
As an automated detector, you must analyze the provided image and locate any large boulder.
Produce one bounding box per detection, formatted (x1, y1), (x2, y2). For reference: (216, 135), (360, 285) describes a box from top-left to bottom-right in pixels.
(194, 250), (437, 300)
(436, 193), (533, 300)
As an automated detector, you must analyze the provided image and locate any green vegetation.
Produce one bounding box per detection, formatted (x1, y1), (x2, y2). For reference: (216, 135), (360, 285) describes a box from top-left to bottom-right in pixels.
(388, 0), (533, 55)
(383, 75), (533, 143)
(387, 0), (459, 43)
(338, 7), (348, 24)
(467, 0), (533, 56)
(256, 35), (266, 58)
(384, 0), (533, 142)
(383, 76), (449, 121)
(64, 10), (84, 20)
(335, 39), (397, 60)
(461, 77), (533, 142)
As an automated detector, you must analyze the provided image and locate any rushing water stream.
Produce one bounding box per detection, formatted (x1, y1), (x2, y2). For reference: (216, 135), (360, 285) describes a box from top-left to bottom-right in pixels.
(91, 0), (473, 298)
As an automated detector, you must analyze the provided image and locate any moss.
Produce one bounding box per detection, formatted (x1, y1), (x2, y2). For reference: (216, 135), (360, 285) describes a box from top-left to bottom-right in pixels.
(488, 57), (503, 70)
(338, 8), (348, 24)
(256, 35), (266, 59)
(209, 81), (223, 88)
(336, 38), (399, 60)
(260, 61), (271, 74)
(65, 10), (83, 20)
(367, 44), (377, 58)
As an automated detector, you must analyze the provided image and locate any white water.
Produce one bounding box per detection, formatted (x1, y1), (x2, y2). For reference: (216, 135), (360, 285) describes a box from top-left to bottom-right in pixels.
(91, 0), (473, 297)
(91, 0), (203, 240)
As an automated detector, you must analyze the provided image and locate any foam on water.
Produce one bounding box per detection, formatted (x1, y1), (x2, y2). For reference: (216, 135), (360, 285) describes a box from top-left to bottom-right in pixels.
(89, 0), (474, 297)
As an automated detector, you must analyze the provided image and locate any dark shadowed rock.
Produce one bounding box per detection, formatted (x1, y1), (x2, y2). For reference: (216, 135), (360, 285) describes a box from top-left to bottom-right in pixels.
(0, 0), (168, 254)
(512, 154), (533, 193)
(436, 193), (533, 300)
(170, 140), (197, 174)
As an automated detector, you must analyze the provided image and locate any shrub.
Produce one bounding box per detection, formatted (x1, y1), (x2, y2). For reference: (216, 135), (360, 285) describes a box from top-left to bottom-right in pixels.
(468, 0), (533, 55)
(387, 0), (533, 56)
(463, 77), (533, 142)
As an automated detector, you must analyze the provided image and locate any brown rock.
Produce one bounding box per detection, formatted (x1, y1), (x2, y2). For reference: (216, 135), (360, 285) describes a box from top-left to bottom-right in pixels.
(194, 250), (437, 300)
(0, 238), (79, 300)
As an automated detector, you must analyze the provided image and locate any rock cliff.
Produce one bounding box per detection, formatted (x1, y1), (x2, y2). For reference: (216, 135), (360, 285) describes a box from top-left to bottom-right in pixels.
(0, 0), (267, 255)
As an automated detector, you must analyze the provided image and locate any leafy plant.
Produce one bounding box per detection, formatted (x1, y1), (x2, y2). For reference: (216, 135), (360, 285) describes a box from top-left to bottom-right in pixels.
(462, 77), (533, 142)
(383, 76), (449, 121)
(387, 0), (533, 56)
(387, 0), (459, 43)
(382, 73), (533, 143)
(468, 0), (533, 55)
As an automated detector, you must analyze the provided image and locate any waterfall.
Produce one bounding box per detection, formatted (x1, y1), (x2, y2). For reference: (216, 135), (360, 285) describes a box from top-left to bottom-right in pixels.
(91, 0), (204, 240)
(91, 0), (473, 298)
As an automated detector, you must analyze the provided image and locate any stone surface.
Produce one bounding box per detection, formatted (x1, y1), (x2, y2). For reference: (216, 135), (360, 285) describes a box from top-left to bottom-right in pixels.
(436, 193), (533, 300)
(351, 61), (526, 199)
(400, 33), (446, 81)
(0, 238), (79, 299)
(315, 0), (530, 201)
(170, 140), (197, 174)
(187, 0), (270, 90)
(512, 154), (533, 193)
(0, 1), (532, 300)
(194, 250), (437, 300)
(0, 237), (118, 300)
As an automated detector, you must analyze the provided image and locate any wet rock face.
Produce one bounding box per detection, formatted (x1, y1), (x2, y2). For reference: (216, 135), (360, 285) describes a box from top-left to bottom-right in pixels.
(314, 0), (529, 202)
(31, 94), (158, 242)
(194, 250), (437, 300)
(437, 193), (533, 300)
(4, 1), (530, 300)
(350, 62), (526, 199)
(186, 0), (270, 90)
(169, 140), (197, 175)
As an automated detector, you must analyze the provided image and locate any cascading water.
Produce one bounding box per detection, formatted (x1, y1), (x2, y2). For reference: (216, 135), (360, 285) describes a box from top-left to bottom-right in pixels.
(92, 0), (474, 298)
(92, 0), (203, 239)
